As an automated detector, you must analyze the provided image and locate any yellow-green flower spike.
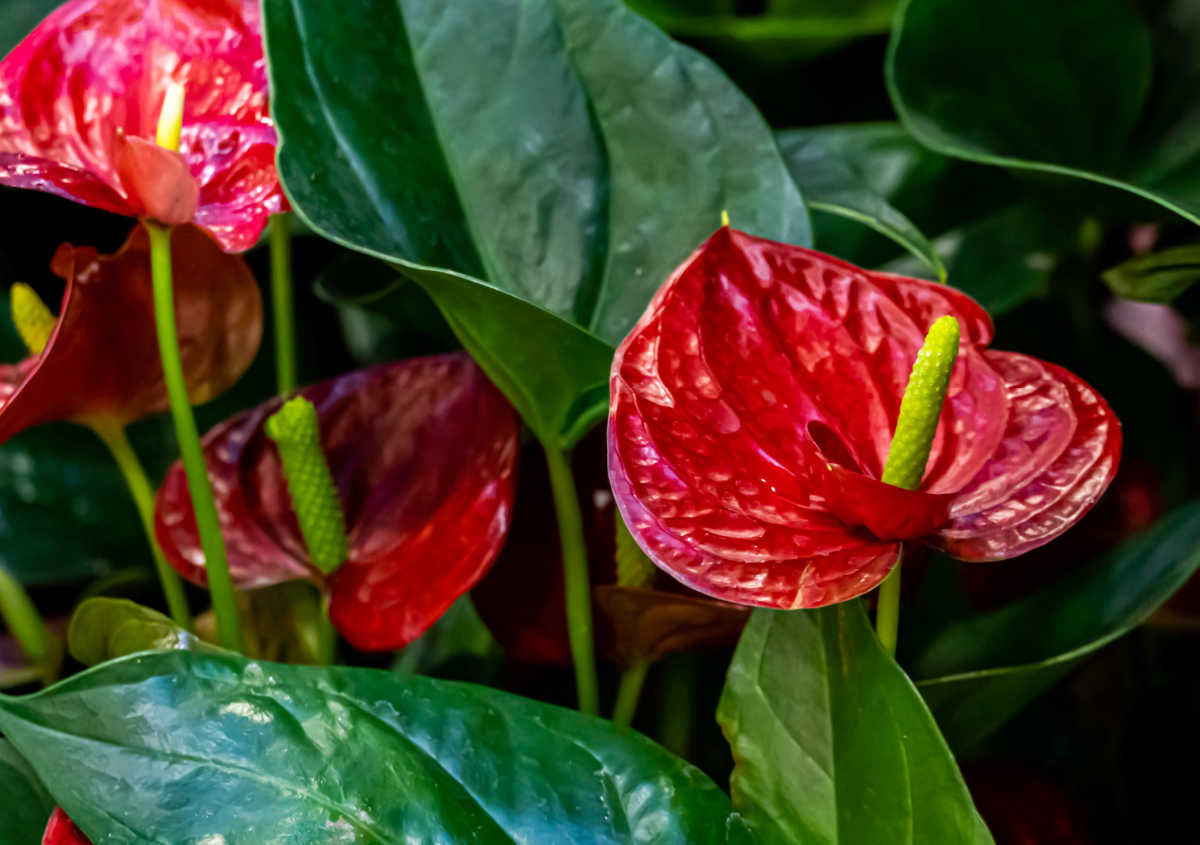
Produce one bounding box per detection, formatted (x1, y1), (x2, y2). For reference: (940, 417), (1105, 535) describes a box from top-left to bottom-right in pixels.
(720, 209), (731, 227)
(156, 81), (185, 152)
(10, 283), (56, 355)
(615, 515), (656, 589)
(880, 315), (961, 491)
(264, 397), (349, 574)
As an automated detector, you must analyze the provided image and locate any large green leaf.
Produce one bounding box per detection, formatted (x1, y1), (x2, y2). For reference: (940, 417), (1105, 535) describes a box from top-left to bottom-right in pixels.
(915, 501), (1200, 751)
(887, 0), (1200, 226)
(264, 0), (810, 446)
(0, 650), (757, 844)
(0, 739), (53, 842)
(718, 604), (993, 845)
(778, 126), (944, 279)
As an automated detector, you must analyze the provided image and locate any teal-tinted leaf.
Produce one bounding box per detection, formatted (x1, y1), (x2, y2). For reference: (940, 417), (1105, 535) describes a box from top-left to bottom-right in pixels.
(265, 0), (809, 445)
(915, 501), (1200, 751)
(887, 0), (1200, 226)
(0, 739), (53, 842)
(718, 604), (993, 845)
(0, 0), (59, 56)
(0, 650), (756, 844)
(779, 126), (944, 279)
(1103, 244), (1200, 303)
(67, 597), (217, 667)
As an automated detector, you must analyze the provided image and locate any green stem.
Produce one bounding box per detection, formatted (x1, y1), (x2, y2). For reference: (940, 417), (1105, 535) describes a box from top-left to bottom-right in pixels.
(0, 567), (56, 683)
(315, 597), (336, 666)
(612, 658), (652, 728)
(269, 213), (297, 396)
(542, 440), (599, 715)
(146, 223), (244, 653)
(93, 423), (191, 629)
(875, 549), (902, 658)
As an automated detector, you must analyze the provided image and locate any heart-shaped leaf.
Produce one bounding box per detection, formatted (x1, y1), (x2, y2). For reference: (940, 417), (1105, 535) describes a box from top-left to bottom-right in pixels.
(778, 126), (944, 279)
(264, 0), (810, 446)
(0, 739), (53, 842)
(887, 0), (1200, 226)
(718, 603), (993, 845)
(0, 650), (758, 844)
(914, 500), (1200, 751)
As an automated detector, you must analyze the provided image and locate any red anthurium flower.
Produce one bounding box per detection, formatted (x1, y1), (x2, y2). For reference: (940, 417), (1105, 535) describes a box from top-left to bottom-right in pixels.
(608, 227), (1122, 609)
(43, 808), (93, 845)
(474, 430), (749, 666)
(154, 354), (520, 651)
(0, 223), (261, 444)
(0, 0), (284, 252)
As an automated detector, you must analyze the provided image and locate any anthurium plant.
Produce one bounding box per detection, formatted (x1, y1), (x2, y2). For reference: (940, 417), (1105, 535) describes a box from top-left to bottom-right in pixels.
(0, 0), (1196, 842)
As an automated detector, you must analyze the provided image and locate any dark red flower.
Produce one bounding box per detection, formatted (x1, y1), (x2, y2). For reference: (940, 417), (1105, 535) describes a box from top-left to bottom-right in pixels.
(43, 808), (92, 845)
(154, 354), (521, 651)
(609, 227), (1122, 609)
(0, 222), (261, 444)
(0, 0), (284, 252)
(473, 430), (749, 666)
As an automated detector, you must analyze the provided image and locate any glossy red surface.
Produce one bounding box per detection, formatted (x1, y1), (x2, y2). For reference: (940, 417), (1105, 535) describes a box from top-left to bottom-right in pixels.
(42, 808), (92, 845)
(0, 222), (260, 443)
(154, 354), (521, 651)
(608, 227), (1122, 609)
(0, 0), (284, 252)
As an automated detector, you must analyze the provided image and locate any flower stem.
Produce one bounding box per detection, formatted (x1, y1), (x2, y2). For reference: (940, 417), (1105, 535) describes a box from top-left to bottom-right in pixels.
(542, 441), (599, 715)
(146, 222), (243, 653)
(269, 213), (297, 396)
(92, 423), (190, 630)
(612, 658), (652, 728)
(874, 549), (903, 658)
(0, 566), (57, 684)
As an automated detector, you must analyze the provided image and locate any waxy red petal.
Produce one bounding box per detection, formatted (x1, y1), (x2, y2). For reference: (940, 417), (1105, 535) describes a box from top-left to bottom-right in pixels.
(0, 223), (261, 443)
(43, 809), (92, 845)
(935, 354), (1121, 560)
(609, 227), (1119, 608)
(0, 0), (283, 251)
(155, 354), (520, 651)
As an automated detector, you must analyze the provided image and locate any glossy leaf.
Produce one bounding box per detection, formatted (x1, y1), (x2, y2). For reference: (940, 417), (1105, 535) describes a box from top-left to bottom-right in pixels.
(718, 604), (993, 845)
(778, 127), (944, 279)
(0, 650), (757, 843)
(887, 0), (1200, 226)
(609, 227), (1120, 609)
(0, 738), (53, 842)
(1103, 244), (1200, 303)
(156, 355), (520, 651)
(67, 597), (216, 667)
(915, 500), (1200, 751)
(264, 0), (810, 445)
(0, 0), (285, 251)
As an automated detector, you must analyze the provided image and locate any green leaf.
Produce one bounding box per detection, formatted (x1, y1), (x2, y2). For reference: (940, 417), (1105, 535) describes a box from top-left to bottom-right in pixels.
(67, 597), (217, 667)
(0, 0), (59, 56)
(0, 739), (53, 842)
(915, 501), (1200, 751)
(778, 126), (945, 279)
(264, 0), (810, 446)
(718, 604), (993, 845)
(887, 0), (1200, 226)
(0, 650), (758, 844)
(1103, 244), (1200, 303)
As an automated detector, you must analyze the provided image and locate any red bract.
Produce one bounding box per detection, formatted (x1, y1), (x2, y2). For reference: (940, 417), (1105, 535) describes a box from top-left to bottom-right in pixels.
(608, 227), (1122, 609)
(0, 223), (260, 444)
(154, 354), (520, 651)
(0, 0), (284, 252)
(43, 809), (92, 845)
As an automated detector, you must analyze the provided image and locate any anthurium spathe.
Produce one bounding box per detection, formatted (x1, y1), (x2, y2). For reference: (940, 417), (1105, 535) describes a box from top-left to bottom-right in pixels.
(154, 353), (521, 650)
(608, 227), (1122, 609)
(42, 808), (92, 845)
(0, 0), (284, 252)
(0, 223), (261, 443)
